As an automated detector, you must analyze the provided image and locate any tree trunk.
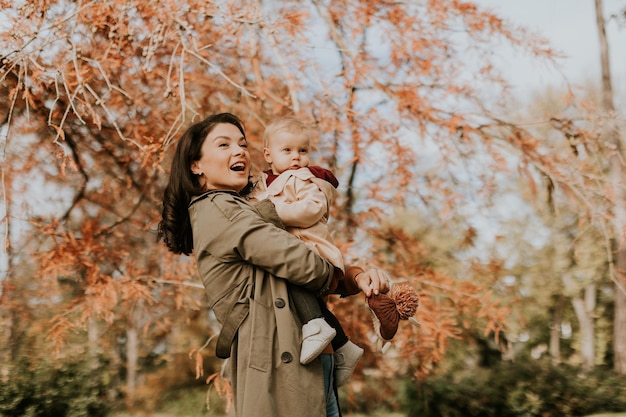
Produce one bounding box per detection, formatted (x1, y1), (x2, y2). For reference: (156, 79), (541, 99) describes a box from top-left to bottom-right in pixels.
(614, 250), (626, 373)
(126, 324), (138, 408)
(564, 273), (596, 370)
(0, 158), (13, 381)
(571, 284), (597, 370)
(584, 283), (597, 367)
(88, 316), (99, 371)
(549, 294), (565, 364)
(594, 0), (626, 374)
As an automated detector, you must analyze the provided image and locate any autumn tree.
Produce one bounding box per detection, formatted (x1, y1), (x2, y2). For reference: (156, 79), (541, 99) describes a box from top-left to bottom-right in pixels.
(1, 0), (621, 408)
(594, 0), (626, 374)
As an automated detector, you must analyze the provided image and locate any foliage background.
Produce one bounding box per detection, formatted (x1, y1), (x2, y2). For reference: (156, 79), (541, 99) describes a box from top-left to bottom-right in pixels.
(1, 0), (626, 415)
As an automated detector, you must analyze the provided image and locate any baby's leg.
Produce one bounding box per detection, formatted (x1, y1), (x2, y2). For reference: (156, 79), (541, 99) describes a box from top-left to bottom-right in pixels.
(319, 300), (364, 387)
(288, 283), (336, 364)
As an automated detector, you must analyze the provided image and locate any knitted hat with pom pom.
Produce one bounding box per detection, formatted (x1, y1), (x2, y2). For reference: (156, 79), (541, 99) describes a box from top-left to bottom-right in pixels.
(367, 282), (419, 341)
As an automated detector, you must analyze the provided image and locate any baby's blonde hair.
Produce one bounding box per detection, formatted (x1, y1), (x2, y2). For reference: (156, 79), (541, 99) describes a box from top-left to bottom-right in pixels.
(263, 116), (311, 148)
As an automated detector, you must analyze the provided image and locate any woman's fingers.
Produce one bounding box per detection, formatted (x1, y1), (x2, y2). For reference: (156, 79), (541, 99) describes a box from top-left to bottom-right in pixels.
(357, 269), (391, 297)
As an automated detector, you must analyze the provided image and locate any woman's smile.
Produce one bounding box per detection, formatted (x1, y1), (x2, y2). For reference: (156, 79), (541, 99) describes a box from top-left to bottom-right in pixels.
(191, 123), (251, 192)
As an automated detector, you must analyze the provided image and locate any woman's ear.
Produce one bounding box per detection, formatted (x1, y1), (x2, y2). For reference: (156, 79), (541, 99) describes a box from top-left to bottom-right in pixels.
(191, 161), (202, 176)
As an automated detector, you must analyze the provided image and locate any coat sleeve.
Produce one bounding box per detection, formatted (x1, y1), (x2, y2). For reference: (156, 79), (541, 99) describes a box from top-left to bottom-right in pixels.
(333, 266), (365, 297)
(193, 193), (334, 294)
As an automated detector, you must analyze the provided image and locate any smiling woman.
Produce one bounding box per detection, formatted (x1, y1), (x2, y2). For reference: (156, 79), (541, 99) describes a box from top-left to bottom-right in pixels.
(157, 113), (391, 417)
(158, 113), (250, 256)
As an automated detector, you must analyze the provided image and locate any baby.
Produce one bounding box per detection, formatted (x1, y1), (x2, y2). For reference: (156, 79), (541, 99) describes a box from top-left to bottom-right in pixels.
(250, 116), (363, 386)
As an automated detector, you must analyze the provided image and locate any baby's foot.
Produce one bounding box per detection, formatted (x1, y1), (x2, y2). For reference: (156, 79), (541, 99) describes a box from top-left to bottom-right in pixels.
(300, 318), (336, 364)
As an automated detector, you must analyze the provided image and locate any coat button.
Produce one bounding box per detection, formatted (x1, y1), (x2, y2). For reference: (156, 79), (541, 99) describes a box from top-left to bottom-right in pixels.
(275, 298), (286, 308)
(280, 352), (293, 363)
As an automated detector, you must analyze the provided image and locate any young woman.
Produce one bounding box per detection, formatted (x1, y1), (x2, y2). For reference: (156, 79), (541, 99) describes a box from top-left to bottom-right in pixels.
(158, 113), (390, 417)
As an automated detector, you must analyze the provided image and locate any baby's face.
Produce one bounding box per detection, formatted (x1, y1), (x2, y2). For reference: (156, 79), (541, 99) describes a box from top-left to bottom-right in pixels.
(264, 131), (311, 175)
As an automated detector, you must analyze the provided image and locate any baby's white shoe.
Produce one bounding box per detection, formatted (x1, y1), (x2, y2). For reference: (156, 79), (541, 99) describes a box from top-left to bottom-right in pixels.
(333, 341), (364, 387)
(300, 318), (336, 364)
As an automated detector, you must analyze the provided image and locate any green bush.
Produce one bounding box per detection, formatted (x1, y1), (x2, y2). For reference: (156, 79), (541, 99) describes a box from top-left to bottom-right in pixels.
(339, 374), (407, 415)
(0, 357), (112, 417)
(156, 385), (226, 416)
(405, 360), (626, 417)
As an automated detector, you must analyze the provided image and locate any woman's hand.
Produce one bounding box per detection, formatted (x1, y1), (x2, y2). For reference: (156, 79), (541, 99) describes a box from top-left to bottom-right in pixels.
(355, 268), (391, 297)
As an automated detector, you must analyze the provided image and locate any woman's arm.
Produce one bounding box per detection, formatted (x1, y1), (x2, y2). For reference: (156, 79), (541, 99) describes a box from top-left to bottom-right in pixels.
(193, 192), (334, 294)
(252, 194), (391, 299)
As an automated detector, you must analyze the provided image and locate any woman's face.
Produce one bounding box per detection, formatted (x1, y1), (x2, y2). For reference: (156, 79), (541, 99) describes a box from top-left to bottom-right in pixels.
(191, 122), (251, 192)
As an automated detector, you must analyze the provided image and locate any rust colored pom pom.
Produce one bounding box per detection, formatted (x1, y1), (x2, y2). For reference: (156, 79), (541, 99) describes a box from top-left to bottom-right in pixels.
(390, 283), (420, 320)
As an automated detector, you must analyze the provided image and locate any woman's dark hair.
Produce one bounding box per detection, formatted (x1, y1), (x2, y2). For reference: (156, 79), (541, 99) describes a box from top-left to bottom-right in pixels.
(158, 113), (246, 255)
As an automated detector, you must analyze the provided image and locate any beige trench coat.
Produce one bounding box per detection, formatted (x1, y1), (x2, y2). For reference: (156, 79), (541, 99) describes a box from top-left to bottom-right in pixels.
(189, 190), (338, 417)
